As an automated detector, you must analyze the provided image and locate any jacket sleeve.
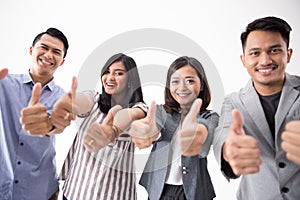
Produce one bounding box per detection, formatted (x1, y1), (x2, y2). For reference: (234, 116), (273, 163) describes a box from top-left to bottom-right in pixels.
(213, 94), (239, 179)
(197, 111), (219, 157)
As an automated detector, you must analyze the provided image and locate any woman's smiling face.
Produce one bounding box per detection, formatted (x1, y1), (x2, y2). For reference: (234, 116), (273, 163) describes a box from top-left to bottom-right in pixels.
(170, 65), (202, 111)
(101, 61), (128, 98)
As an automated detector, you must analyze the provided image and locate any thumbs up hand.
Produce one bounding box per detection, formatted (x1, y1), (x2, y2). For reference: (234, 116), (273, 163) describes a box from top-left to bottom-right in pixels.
(178, 99), (208, 156)
(129, 101), (159, 149)
(282, 120), (300, 165)
(20, 83), (51, 136)
(50, 77), (77, 133)
(83, 105), (122, 152)
(0, 68), (8, 80)
(222, 109), (262, 176)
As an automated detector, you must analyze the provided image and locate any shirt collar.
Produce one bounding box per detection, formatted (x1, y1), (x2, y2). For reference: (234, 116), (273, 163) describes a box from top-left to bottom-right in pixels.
(21, 70), (55, 91)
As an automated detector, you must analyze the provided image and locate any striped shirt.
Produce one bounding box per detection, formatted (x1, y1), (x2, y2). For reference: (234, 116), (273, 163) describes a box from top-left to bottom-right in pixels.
(60, 92), (147, 200)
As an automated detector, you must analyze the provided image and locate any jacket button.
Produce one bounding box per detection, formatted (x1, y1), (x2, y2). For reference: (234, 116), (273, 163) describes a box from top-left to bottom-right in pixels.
(282, 187), (289, 193)
(278, 162), (286, 168)
(182, 166), (188, 174)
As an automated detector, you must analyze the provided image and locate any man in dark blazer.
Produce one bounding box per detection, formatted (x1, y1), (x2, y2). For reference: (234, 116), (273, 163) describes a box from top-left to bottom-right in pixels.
(213, 16), (300, 200)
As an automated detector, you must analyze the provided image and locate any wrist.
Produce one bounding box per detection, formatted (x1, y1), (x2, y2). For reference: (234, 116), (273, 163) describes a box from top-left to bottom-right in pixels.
(46, 114), (57, 136)
(107, 126), (118, 147)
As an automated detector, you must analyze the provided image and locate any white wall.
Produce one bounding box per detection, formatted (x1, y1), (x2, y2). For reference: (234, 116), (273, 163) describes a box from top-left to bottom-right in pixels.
(1, 0), (299, 199)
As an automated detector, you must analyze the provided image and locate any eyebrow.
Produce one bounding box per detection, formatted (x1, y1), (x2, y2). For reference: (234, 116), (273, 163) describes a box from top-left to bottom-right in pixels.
(40, 43), (63, 53)
(248, 44), (283, 52)
(171, 75), (196, 79)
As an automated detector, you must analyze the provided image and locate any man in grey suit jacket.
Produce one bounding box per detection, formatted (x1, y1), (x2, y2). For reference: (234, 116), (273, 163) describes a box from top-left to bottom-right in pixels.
(213, 16), (300, 200)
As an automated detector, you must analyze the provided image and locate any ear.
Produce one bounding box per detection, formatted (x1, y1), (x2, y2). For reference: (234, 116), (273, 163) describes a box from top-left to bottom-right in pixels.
(59, 59), (65, 66)
(287, 48), (293, 63)
(240, 54), (246, 68)
(29, 46), (33, 55)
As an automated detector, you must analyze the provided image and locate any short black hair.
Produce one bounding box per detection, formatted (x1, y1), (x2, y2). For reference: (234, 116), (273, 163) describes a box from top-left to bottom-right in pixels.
(32, 28), (69, 58)
(241, 16), (292, 52)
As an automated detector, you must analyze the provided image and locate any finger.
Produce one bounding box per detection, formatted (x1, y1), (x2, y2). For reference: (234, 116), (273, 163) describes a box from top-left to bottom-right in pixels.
(102, 105), (122, 125)
(231, 109), (246, 135)
(69, 76), (77, 99)
(29, 83), (42, 106)
(145, 101), (156, 124)
(282, 130), (300, 146)
(0, 68), (8, 80)
(182, 98), (202, 128)
(285, 120), (300, 133)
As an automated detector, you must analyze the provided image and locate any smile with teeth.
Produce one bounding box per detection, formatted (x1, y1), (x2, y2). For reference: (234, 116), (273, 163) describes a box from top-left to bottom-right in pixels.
(177, 93), (190, 97)
(258, 68), (272, 73)
(106, 83), (116, 87)
(256, 65), (277, 73)
(39, 57), (54, 66)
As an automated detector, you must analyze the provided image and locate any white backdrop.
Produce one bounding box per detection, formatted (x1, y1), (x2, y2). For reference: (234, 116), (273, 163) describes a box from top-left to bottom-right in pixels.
(1, 0), (299, 199)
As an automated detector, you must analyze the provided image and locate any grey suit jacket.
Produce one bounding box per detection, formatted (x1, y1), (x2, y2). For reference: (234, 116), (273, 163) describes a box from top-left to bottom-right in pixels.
(140, 105), (219, 200)
(213, 73), (300, 200)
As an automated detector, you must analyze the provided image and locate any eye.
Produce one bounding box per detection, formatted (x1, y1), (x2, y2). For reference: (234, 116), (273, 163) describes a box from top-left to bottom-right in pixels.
(171, 79), (179, 85)
(53, 50), (62, 56)
(186, 79), (195, 85)
(249, 51), (260, 56)
(114, 71), (125, 76)
(270, 48), (283, 54)
(40, 45), (48, 50)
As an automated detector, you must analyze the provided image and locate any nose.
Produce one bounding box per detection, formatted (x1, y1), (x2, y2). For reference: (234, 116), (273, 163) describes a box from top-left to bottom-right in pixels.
(259, 52), (273, 65)
(178, 80), (187, 91)
(43, 50), (53, 59)
(107, 72), (115, 81)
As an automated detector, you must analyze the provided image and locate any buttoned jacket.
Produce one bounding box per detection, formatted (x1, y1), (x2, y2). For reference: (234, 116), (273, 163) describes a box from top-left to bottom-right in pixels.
(140, 104), (219, 200)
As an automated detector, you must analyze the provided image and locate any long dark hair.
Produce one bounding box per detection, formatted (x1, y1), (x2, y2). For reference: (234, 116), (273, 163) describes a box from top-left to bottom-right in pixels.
(164, 56), (211, 113)
(99, 53), (144, 113)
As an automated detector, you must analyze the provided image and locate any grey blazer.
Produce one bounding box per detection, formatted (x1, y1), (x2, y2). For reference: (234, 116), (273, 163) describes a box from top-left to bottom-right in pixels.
(140, 105), (219, 200)
(213, 73), (300, 200)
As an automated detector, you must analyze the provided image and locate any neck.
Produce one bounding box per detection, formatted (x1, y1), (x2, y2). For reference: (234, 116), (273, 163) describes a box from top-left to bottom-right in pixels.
(29, 71), (53, 87)
(112, 94), (127, 106)
(254, 79), (284, 96)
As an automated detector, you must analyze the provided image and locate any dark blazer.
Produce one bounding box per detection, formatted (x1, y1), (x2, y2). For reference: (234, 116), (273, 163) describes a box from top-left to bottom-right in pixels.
(140, 105), (219, 200)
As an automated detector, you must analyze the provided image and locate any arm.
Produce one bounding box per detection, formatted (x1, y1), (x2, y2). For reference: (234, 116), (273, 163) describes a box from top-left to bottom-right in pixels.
(50, 77), (94, 132)
(222, 109), (261, 176)
(83, 102), (149, 152)
(112, 106), (146, 137)
(213, 96), (261, 179)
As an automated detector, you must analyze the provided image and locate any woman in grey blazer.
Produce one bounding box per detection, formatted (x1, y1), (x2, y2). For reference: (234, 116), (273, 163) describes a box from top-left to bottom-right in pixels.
(130, 56), (219, 200)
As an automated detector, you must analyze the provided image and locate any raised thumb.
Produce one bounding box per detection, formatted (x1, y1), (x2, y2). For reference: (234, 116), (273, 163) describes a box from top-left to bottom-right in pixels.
(29, 82), (42, 106)
(231, 109), (246, 135)
(69, 76), (77, 99)
(182, 98), (202, 128)
(102, 105), (122, 125)
(145, 101), (156, 125)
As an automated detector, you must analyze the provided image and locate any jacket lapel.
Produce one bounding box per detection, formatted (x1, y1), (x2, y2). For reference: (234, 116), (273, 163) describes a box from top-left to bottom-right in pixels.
(241, 81), (275, 149)
(275, 74), (300, 137)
